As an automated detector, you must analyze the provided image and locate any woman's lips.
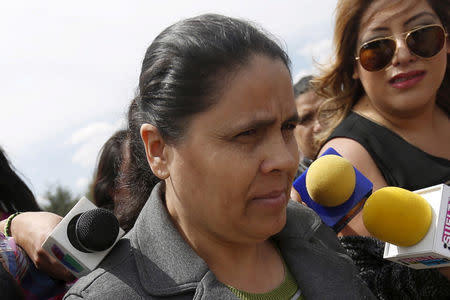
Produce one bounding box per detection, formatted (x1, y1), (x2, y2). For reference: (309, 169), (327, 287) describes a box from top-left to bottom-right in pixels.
(251, 190), (287, 209)
(389, 70), (426, 89)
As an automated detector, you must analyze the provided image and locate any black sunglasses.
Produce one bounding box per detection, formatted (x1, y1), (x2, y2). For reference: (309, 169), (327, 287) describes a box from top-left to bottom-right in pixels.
(355, 24), (448, 72)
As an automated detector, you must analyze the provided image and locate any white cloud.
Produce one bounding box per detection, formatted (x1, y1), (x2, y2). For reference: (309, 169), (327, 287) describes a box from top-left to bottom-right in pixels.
(69, 121), (122, 168)
(0, 0), (338, 199)
(297, 38), (333, 67)
(293, 69), (315, 85)
(292, 38), (334, 83)
(76, 177), (90, 191)
(0, 1), (337, 157)
(68, 122), (117, 146)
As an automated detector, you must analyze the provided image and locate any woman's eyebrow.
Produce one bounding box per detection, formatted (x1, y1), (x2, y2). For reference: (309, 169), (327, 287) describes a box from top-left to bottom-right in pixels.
(404, 12), (438, 26)
(232, 118), (276, 132)
(365, 26), (389, 35)
(231, 113), (299, 131)
(286, 113), (301, 124)
(364, 12), (438, 35)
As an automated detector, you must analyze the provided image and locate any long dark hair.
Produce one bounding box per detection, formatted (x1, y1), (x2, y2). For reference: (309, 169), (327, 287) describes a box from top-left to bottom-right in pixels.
(126, 13), (291, 203)
(0, 147), (40, 213)
(92, 129), (128, 211)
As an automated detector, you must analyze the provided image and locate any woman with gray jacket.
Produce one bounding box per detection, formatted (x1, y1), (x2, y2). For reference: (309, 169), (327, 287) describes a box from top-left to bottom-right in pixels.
(64, 14), (375, 300)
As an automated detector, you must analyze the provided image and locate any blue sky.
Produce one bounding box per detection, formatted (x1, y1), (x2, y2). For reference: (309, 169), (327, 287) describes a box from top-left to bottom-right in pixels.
(0, 0), (337, 205)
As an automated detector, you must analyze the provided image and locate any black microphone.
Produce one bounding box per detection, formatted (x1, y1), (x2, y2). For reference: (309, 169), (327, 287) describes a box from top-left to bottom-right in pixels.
(43, 197), (125, 277)
(67, 208), (119, 253)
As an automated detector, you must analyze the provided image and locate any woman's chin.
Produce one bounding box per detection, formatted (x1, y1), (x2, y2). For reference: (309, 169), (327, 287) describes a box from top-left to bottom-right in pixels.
(251, 211), (287, 240)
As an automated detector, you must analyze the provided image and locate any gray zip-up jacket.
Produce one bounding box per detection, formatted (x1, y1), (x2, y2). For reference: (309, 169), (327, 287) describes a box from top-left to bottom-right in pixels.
(64, 183), (376, 300)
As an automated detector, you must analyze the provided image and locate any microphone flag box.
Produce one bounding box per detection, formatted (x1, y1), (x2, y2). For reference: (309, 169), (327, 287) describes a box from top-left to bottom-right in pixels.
(42, 197), (125, 277)
(293, 147), (373, 232)
(384, 184), (450, 269)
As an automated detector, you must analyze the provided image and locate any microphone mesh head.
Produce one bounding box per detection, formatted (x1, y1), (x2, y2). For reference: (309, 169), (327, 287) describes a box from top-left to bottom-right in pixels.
(306, 154), (356, 207)
(76, 208), (120, 252)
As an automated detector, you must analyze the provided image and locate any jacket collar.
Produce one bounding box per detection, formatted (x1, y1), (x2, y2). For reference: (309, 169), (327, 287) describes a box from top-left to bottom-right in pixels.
(131, 182), (321, 298)
(131, 182), (210, 296)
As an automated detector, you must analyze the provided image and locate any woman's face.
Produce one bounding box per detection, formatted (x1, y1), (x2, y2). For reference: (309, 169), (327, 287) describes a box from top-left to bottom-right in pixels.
(164, 55), (299, 245)
(294, 90), (324, 159)
(354, 0), (449, 117)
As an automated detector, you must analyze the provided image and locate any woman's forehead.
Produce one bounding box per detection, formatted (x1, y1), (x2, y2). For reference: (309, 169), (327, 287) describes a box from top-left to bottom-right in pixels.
(217, 56), (292, 104)
(359, 0), (422, 29)
(191, 56), (295, 129)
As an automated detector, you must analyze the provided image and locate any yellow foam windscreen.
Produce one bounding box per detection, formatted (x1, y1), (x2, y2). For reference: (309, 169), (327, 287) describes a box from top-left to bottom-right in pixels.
(363, 186), (432, 247)
(305, 154), (356, 207)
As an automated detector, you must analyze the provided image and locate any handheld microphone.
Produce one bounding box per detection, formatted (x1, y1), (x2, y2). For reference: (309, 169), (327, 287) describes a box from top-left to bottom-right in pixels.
(42, 197), (125, 277)
(293, 147), (373, 232)
(67, 208), (120, 253)
(363, 184), (450, 269)
(363, 186), (432, 247)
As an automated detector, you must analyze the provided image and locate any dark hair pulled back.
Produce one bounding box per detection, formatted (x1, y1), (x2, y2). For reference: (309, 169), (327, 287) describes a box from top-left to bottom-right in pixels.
(126, 13), (291, 198)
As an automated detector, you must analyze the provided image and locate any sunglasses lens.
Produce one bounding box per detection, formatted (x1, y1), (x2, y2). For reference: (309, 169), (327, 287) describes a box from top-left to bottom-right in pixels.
(359, 39), (396, 71)
(407, 25), (445, 58)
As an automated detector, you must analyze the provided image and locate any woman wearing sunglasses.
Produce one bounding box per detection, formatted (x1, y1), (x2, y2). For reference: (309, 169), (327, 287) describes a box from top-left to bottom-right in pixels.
(314, 0), (450, 298)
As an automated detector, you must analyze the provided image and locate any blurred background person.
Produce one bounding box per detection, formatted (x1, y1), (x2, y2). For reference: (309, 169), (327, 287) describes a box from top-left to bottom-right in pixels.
(91, 129), (128, 212)
(292, 75), (325, 174)
(0, 147), (73, 299)
(0, 147), (41, 218)
(314, 0), (450, 298)
(91, 128), (148, 232)
(1, 125), (149, 300)
(290, 75), (325, 203)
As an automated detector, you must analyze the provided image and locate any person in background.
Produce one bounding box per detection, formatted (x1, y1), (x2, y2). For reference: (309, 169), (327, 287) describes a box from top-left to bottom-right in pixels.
(290, 75), (325, 203)
(91, 128), (147, 232)
(1, 125), (149, 297)
(0, 147), (73, 298)
(92, 129), (128, 212)
(64, 13), (375, 300)
(314, 0), (450, 298)
(292, 75), (325, 175)
(1, 125), (149, 299)
(0, 147), (41, 218)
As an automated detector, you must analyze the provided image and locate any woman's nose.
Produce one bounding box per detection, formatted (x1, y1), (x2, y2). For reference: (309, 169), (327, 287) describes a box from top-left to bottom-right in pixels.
(312, 118), (322, 134)
(391, 37), (418, 67)
(260, 135), (298, 174)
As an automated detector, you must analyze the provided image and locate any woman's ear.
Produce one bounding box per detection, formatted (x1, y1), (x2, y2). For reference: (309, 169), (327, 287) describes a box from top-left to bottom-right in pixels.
(352, 65), (360, 80)
(140, 124), (170, 179)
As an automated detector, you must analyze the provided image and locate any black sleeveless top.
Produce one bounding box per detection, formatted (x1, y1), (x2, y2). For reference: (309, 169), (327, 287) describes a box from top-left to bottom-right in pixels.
(328, 112), (450, 191)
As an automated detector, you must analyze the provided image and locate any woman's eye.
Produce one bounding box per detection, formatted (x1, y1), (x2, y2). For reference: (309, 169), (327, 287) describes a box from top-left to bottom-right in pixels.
(283, 122), (298, 130)
(298, 114), (313, 125)
(236, 129), (256, 138)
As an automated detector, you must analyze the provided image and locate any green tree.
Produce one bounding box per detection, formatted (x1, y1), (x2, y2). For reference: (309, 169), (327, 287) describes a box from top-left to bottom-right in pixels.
(43, 184), (78, 216)
(85, 180), (95, 204)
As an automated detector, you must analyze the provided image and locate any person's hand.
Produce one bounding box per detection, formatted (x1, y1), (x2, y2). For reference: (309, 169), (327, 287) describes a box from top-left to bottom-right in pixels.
(9, 211), (75, 282)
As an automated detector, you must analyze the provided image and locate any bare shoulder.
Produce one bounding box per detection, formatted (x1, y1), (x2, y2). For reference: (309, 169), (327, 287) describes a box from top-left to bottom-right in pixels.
(319, 138), (387, 190)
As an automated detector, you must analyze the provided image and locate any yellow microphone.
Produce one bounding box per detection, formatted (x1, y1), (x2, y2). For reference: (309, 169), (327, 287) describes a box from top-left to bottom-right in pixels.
(293, 147), (373, 232)
(363, 186), (432, 247)
(362, 184), (450, 269)
(306, 154), (356, 207)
